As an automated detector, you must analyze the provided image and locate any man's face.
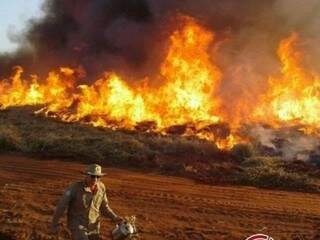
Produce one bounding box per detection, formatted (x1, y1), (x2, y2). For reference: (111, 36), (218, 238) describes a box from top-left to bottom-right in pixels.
(85, 174), (100, 187)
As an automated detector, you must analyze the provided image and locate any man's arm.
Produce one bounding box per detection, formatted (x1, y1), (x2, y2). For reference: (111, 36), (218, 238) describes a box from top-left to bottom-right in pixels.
(100, 192), (121, 222)
(51, 185), (74, 232)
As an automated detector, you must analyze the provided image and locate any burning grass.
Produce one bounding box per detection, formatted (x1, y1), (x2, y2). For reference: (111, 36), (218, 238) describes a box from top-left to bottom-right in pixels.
(1, 17), (320, 192)
(1, 18), (320, 150)
(0, 106), (319, 192)
(0, 106), (222, 166)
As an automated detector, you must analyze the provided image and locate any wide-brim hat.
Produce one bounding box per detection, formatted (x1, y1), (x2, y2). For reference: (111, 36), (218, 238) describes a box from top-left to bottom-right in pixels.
(83, 164), (106, 176)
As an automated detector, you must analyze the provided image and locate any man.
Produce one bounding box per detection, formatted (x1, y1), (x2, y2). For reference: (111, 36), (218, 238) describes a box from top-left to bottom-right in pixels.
(51, 164), (123, 240)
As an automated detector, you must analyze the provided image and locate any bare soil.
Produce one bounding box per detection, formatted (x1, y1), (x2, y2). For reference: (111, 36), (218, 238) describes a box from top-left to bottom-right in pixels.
(0, 155), (320, 240)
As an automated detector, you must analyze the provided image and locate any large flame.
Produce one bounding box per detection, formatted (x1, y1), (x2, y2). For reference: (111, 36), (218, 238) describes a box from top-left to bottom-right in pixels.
(56, 16), (222, 129)
(0, 17), (230, 146)
(1, 17), (319, 149)
(254, 33), (320, 132)
(0, 66), (75, 110)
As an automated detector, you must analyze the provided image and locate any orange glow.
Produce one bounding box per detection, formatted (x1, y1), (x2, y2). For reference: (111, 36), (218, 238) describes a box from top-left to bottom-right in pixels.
(1, 18), (319, 149)
(0, 17), (229, 147)
(0, 66), (75, 110)
(254, 33), (320, 131)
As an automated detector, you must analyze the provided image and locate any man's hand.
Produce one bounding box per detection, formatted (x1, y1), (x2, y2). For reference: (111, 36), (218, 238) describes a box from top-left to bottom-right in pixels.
(114, 216), (124, 224)
(50, 223), (59, 235)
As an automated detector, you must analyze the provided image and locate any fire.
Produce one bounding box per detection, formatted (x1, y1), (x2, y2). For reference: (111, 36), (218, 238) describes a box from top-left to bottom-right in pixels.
(0, 66), (38, 108)
(0, 17), (229, 146)
(39, 17), (222, 130)
(158, 18), (221, 127)
(1, 17), (319, 150)
(74, 73), (148, 127)
(0, 66), (75, 110)
(254, 33), (320, 131)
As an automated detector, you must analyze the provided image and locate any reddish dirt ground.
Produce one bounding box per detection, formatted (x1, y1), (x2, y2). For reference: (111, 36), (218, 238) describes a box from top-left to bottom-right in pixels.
(0, 155), (320, 240)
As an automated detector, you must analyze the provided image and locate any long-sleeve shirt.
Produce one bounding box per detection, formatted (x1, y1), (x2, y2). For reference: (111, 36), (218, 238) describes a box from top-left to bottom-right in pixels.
(52, 180), (119, 234)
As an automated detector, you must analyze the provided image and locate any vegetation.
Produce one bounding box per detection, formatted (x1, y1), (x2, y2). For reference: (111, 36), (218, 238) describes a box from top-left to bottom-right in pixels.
(0, 107), (221, 166)
(237, 157), (316, 192)
(0, 107), (318, 192)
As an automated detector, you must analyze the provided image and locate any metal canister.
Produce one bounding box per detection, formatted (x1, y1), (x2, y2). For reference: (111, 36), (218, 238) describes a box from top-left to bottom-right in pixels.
(111, 222), (136, 240)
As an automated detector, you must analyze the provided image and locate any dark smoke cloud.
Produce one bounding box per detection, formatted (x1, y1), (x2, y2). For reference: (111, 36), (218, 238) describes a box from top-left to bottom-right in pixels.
(0, 0), (319, 84)
(0, 0), (155, 80)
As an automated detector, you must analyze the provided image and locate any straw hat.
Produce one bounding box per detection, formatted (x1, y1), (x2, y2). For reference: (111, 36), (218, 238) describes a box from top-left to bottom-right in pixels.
(84, 164), (106, 176)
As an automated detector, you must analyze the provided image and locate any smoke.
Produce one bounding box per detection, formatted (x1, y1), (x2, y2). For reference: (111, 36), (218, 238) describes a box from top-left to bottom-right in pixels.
(0, 0), (156, 80)
(282, 134), (319, 161)
(1, 0), (320, 81)
(247, 125), (320, 161)
(249, 126), (277, 150)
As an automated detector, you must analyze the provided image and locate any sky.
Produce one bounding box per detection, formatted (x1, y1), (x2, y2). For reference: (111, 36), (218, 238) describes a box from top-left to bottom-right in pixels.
(0, 0), (44, 53)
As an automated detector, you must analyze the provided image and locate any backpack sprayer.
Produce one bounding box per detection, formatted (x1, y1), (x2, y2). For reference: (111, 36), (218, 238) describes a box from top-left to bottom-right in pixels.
(112, 216), (138, 240)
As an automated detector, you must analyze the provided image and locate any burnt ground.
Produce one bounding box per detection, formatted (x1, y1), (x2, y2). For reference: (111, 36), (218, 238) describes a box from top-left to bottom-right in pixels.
(0, 154), (320, 240)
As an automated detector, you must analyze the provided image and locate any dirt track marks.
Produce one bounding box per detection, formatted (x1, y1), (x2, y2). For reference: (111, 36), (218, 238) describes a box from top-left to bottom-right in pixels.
(1, 155), (320, 239)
